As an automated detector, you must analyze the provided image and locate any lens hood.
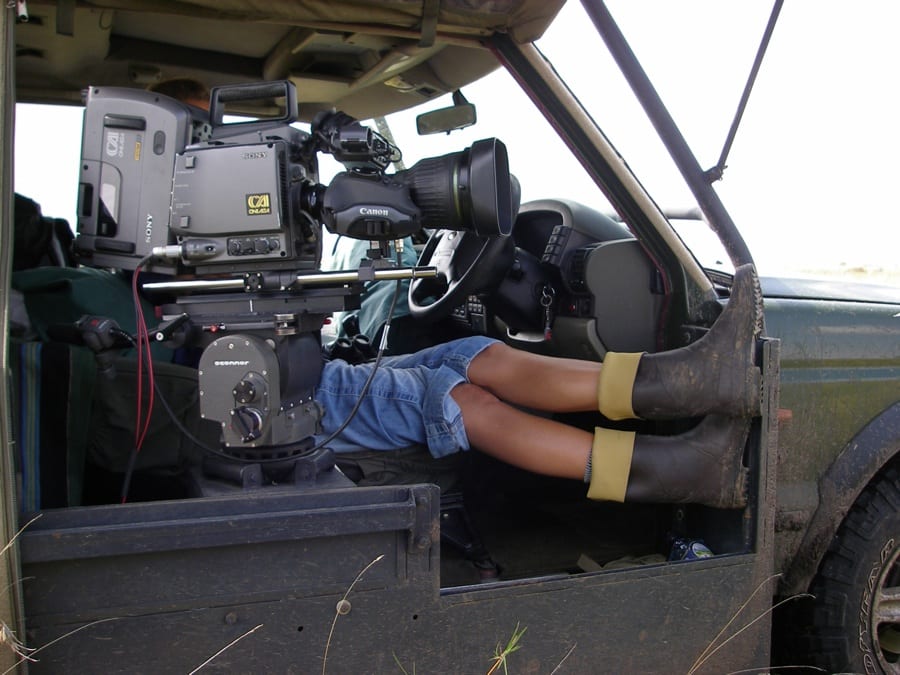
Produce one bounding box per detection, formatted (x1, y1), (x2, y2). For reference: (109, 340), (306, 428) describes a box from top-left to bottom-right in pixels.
(400, 137), (513, 237)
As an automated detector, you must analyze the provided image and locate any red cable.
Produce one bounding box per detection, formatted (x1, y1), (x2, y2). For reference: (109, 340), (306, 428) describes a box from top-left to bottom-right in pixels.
(126, 264), (156, 502)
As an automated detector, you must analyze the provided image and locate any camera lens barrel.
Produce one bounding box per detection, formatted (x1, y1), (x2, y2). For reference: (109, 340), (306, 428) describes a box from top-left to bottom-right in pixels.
(313, 137), (513, 241)
(400, 138), (512, 238)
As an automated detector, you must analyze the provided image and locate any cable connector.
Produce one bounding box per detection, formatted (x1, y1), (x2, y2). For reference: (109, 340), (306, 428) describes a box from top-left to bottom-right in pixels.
(151, 239), (222, 261)
(151, 244), (184, 260)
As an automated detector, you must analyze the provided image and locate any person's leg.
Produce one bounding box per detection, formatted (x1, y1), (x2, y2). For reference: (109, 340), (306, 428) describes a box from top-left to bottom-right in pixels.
(466, 343), (601, 413)
(317, 336), (499, 456)
(599, 264), (763, 420)
(469, 264), (763, 421)
(451, 383), (591, 479)
(319, 342), (749, 508)
(587, 417), (750, 508)
(320, 315), (755, 508)
(453, 382), (749, 509)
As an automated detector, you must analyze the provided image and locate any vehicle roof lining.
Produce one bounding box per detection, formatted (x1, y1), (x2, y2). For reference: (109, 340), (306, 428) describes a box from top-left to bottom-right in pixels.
(73, 0), (565, 44)
(17, 0), (564, 119)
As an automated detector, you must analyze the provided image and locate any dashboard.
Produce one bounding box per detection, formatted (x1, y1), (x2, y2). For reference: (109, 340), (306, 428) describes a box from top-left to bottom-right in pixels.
(451, 199), (664, 359)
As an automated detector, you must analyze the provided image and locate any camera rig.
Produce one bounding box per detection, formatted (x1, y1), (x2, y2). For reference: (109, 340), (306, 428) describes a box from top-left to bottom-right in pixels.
(72, 80), (514, 481)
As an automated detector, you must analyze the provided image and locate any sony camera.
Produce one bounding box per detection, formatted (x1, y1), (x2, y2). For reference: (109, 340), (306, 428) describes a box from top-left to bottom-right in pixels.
(73, 80), (513, 277)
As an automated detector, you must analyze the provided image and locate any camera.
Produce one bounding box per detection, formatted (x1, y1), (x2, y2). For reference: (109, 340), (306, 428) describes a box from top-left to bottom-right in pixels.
(71, 80), (514, 462)
(73, 80), (513, 275)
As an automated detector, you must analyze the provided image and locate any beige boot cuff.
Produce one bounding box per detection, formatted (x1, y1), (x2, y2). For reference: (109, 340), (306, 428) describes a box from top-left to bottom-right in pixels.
(597, 352), (643, 420)
(586, 427), (636, 502)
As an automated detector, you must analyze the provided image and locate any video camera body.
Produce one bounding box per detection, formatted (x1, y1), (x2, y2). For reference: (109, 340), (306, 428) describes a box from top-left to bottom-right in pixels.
(75, 80), (511, 276)
(72, 80), (513, 465)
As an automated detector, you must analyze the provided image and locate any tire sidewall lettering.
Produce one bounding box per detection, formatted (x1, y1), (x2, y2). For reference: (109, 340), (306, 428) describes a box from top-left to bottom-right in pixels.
(858, 537), (895, 673)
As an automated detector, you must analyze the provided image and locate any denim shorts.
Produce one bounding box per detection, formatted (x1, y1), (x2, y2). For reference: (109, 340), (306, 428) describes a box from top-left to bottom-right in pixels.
(315, 336), (499, 458)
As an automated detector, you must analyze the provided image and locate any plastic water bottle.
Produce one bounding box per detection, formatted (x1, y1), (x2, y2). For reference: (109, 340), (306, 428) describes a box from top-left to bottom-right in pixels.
(668, 538), (714, 561)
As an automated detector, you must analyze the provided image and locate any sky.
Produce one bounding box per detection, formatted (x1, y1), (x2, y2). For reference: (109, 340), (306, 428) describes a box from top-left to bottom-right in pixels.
(13, 1), (899, 283)
(528, 1), (900, 278)
(614, 0), (900, 283)
(597, 1), (900, 278)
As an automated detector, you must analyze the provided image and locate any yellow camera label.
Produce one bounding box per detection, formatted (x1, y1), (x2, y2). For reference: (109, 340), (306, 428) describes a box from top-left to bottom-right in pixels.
(246, 193), (272, 215)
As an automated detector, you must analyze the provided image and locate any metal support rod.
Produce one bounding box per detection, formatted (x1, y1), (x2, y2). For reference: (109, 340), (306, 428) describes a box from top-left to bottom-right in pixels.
(581, 0), (755, 268)
(291, 265), (437, 287)
(708, 0), (783, 182)
(143, 266), (438, 293)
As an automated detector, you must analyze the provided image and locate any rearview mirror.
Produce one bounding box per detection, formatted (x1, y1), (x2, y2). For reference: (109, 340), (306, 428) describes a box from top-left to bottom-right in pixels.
(416, 102), (476, 135)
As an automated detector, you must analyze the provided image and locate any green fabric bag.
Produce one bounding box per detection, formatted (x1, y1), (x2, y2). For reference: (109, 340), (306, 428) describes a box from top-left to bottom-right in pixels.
(86, 357), (218, 474)
(10, 267), (218, 508)
(11, 266), (170, 360)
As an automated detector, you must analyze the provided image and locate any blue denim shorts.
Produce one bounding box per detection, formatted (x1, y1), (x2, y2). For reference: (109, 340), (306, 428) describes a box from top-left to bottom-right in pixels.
(315, 336), (499, 458)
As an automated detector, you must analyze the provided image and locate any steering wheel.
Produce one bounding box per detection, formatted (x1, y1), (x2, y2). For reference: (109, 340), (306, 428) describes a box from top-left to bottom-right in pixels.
(408, 229), (513, 322)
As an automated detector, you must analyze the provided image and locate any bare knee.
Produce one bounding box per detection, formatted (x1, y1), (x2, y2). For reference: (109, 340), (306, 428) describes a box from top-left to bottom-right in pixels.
(450, 383), (509, 447)
(468, 343), (516, 388)
(450, 382), (500, 411)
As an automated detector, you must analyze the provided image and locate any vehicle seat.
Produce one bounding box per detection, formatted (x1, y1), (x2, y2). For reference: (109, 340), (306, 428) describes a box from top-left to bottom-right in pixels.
(9, 238), (215, 510)
(9, 342), (217, 511)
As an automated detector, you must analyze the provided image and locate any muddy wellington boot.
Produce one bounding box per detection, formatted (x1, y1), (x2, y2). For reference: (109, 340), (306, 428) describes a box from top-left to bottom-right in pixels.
(586, 415), (750, 509)
(597, 264), (763, 421)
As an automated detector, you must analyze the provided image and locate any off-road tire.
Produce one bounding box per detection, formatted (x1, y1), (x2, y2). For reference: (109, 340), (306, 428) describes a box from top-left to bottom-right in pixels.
(807, 465), (900, 673)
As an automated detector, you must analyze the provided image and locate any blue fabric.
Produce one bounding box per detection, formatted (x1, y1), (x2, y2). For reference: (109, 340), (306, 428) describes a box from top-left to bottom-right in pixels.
(16, 342), (42, 513)
(11, 340), (95, 512)
(316, 336), (499, 458)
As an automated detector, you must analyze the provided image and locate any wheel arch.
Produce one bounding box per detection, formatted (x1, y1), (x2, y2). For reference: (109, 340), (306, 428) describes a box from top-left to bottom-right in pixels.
(781, 401), (900, 596)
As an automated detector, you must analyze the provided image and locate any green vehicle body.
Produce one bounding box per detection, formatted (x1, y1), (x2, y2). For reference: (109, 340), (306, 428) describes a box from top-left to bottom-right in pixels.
(0, 1), (897, 673)
(765, 294), (900, 586)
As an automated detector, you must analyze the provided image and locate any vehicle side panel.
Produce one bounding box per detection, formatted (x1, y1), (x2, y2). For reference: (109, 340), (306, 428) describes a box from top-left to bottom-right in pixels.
(18, 340), (779, 672)
(763, 297), (900, 594)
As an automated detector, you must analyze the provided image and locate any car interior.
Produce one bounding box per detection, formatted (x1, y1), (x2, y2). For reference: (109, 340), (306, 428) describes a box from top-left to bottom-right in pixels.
(10, 0), (754, 591)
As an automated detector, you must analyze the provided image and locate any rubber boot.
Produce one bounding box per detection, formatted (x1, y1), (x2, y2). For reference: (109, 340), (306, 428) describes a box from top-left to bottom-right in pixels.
(586, 415), (750, 509)
(597, 264), (763, 421)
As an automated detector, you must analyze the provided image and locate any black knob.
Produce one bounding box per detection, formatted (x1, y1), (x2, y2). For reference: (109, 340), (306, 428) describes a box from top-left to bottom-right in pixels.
(233, 379), (256, 403)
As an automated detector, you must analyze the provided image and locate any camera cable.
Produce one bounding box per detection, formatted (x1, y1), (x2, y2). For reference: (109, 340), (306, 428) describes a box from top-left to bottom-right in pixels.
(121, 255), (157, 502)
(305, 267), (402, 453)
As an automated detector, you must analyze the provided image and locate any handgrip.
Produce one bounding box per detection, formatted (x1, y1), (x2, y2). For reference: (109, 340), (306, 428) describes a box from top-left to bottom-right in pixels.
(209, 80), (298, 126)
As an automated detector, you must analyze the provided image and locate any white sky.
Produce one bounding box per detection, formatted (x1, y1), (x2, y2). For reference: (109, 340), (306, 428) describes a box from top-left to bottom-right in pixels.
(13, 1), (900, 281)
(601, 1), (900, 277)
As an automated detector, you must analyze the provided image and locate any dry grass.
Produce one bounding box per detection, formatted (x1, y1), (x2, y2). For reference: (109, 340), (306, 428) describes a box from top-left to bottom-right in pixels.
(322, 553), (386, 675)
(2, 617), (121, 674)
(189, 623), (264, 674)
(688, 574), (822, 675)
(0, 514), (42, 666)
